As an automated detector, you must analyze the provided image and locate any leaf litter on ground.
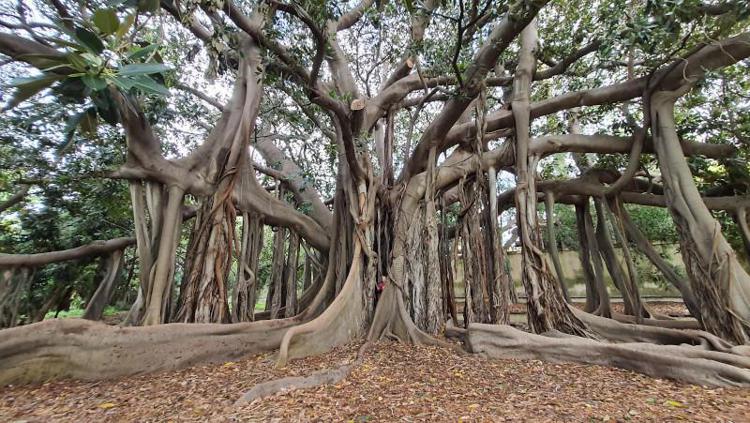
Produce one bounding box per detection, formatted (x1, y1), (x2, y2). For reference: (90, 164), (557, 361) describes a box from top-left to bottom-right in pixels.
(1, 335), (748, 422)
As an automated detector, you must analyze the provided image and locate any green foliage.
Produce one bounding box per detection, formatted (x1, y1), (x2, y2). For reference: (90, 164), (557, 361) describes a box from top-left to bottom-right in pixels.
(5, 4), (172, 145)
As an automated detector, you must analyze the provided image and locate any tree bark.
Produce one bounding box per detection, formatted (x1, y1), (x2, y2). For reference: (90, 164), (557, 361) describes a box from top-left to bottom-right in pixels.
(232, 213), (264, 322)
(512, 20), (586, 335)
(544, 191), (570, 301)
(83, 250), (125, 321)
(651, 86), (750, 343)
(285, 230), (300, 318)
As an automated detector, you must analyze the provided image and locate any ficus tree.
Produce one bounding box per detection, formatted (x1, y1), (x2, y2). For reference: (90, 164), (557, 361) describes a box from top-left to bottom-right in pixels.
(1, 0), (750, 389)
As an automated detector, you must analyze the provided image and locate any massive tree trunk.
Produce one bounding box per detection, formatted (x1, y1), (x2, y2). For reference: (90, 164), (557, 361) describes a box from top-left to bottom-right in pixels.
(651, 87), (750, 343)
(458, 177), (491, 325)
(174, 193), (234, 323)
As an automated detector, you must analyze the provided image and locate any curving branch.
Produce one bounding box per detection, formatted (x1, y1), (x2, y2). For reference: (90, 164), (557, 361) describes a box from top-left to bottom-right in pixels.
(234, 163), (330, 251)
(174, 83), (225, 111)
(400, 0), (551, 182)
(336, 0), (376, 31)
(0, 184), (31, 213)
(253, 129), (332, 230)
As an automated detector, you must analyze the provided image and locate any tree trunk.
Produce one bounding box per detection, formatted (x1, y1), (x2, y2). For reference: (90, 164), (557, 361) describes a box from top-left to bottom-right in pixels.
(458, 178), (491, 324)
(175, 190), (234, 324)
(544, 191), (570, 301)
(488, 167), (511, 324)
(285, 231), (300, 318)
(0, 267), (33, 328)
(581, 200), (611, 317)
(130, 181), (185, 326)
(619, 205), (701, 317)
(512, 20), (586, 335)
(594, 197), (644, 319)
(651, 87), (750, 343)
(83, 250), (125, 321)
(232, 212), (264, 322)
(575, 203), (600, 313)
(269, 224), (287, 320)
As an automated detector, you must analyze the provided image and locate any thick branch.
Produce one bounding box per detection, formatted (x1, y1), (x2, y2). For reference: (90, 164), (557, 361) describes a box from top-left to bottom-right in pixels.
(0, 237), (135, 267)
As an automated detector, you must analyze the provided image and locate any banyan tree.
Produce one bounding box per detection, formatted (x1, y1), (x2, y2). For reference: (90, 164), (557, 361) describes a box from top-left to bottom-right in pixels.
(1, 0), (750, 389)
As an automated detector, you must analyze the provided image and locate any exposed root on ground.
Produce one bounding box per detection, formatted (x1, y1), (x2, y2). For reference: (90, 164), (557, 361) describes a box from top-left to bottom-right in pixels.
(465, 323), (750, 387)
(610, 312), (701, 329)
(276, 243), (367, 367)
(368, 280), (455, 351)
(574, 308), (750, 355)
(0, 317), (299, 385)
(236, 343), (370, 404)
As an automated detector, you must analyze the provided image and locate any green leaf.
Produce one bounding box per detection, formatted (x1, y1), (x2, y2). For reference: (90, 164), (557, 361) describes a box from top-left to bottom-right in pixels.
(74, 26), (105, 54)
(117, 63), (170, 76)
(129, 75), (170, 96)
(111, 75), (135, 91)
(116, 13), (136, 40)
(137, 0), (160, 13)
(126, 44), (159, 61)
(93, 9), (120, 35)
(4, 73), (63, 110)
(67, 53), (88, 71)
(82, 75), (108, 91)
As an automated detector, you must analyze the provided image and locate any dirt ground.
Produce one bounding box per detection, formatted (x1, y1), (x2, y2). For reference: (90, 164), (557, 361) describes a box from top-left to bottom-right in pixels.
(2, 337), (748, 422)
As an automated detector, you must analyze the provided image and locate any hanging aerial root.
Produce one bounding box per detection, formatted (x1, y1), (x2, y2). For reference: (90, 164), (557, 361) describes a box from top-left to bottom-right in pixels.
(465, 323), (750, 387)
(236, 342), (371, 405)
(0, 317), (299, 385)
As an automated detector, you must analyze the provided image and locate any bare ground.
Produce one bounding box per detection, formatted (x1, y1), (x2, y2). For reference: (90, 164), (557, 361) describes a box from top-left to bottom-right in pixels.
(1, 338), (748, 422)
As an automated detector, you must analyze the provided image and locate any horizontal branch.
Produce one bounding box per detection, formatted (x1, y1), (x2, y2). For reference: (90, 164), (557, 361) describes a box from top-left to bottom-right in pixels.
(440, 32), (750, 158)
(0, 237), (135, 268)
